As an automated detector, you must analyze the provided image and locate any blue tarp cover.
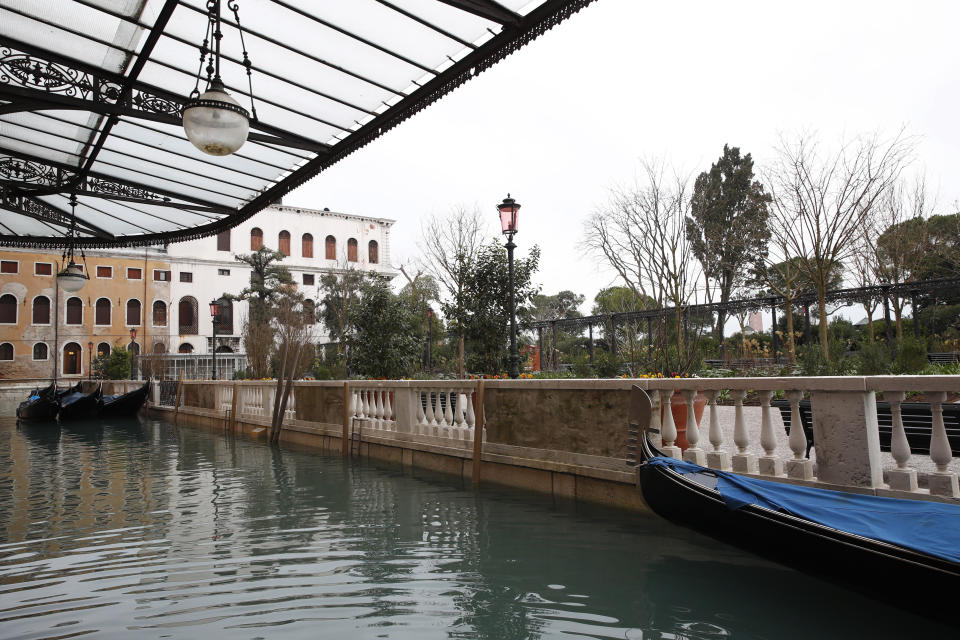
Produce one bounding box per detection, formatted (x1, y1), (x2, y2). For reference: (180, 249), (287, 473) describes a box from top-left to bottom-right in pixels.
(646, 456), (960, 564)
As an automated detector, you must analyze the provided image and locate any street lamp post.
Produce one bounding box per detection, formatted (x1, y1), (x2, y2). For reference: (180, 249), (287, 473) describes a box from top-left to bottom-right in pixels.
(426, 308), (434, 371)
(497, 194), (521, 379)
(209, 300), (221, 380)
(88, 341), (93, 380)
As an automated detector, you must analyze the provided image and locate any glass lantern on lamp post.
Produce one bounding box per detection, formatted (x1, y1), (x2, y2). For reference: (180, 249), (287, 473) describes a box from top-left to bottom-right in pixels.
(497, 194), (521, 379)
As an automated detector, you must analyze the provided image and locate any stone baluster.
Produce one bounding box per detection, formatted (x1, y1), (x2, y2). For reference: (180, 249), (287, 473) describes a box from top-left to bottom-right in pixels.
(443, 390), (455, 432)
(453, 390), (466, 433)
(785, 390), (813, 479)
(465, 390), (477, 439)
(886, 391), (917, 491)
(648, 390), (663, 447)
(416, 390), (427, 432)
(705, 390), (731, 471)
(927, 391), (959, 497)
(285, 389), (296, 421)
(660, 389), (681, 460)
(383, 391), (394, 431)
(425, 390), (436, 428)
(682, 389), (706, 465)
(758, 390), (783, 476)
(730, 389), (758, 473)
(374, 390), (385, 430)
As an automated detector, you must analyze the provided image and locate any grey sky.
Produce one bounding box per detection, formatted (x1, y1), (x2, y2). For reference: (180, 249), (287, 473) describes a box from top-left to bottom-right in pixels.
(286, 0), (960, 312)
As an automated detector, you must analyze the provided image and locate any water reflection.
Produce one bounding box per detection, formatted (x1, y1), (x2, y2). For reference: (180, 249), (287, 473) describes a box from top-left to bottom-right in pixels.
(0, 417), (952, 639)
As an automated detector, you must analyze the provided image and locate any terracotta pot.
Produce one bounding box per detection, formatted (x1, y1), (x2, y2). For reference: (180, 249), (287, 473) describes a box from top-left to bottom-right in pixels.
(662, 391), (707, 451)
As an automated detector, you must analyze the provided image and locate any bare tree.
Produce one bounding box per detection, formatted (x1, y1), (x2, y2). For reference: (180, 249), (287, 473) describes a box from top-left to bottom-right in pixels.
(418, 207), (486, 378)
(269, 292), (315, 443)
(874, 175), (935, 341)
(766, 130), (914, 359)
(584, 159), (704, 373)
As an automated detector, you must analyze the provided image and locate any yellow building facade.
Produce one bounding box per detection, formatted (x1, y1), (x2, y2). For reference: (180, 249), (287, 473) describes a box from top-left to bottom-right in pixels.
(0, 248), (171, 379)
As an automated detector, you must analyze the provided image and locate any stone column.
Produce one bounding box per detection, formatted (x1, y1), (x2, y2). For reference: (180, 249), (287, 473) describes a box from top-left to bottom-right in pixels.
(810, 390), (883, 488)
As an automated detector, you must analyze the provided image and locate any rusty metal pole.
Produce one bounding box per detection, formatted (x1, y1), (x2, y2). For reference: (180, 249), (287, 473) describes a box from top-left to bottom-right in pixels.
(472, 380), (485, 485)
(342, 382), (351, 457)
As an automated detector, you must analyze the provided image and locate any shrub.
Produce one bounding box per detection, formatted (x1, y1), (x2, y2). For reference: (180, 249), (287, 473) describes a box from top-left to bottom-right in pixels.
(855, 341), (891, 376)
(892, 337), (928, 374)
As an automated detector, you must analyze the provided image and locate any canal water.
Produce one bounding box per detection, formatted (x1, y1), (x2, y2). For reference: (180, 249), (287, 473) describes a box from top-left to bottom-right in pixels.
(0, 417), (951, 639)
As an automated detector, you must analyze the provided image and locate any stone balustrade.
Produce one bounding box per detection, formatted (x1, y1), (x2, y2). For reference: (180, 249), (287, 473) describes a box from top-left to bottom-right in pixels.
(147, 376), (960, 503)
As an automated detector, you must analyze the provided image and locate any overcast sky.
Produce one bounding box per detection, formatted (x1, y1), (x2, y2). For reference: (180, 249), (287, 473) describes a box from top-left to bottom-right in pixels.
(285, 0), (960, 315)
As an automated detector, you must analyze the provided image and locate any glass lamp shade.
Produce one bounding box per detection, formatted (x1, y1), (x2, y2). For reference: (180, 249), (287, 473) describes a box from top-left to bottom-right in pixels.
(56, 262), (87, 292)
(183, 84), (250, 156)
(497, 195), (520, 235)
(209, 301), (221, 318)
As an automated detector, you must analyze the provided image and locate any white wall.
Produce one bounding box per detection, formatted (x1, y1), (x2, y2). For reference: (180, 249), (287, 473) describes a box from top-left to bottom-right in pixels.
(164, 205), (395, 353)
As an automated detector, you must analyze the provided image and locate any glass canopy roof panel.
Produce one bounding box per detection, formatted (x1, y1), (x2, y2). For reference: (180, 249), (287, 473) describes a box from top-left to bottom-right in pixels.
(109, 118), (287, 186)
(0, 0), (598, 247)
(88, 159), (251, 209)
(0, 1), (145, 74)
(387, 0), (505, 44)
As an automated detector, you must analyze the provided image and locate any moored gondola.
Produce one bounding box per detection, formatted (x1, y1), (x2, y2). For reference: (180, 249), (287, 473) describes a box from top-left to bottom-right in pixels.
(57, 383), (102, 422)
(629, 386), (960, 622)
(99, 381), (150, 417)
(16, 382), (59, 422)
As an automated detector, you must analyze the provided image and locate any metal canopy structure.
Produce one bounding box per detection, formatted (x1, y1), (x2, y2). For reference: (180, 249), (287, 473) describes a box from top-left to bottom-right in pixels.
(0, 0), (596, 248)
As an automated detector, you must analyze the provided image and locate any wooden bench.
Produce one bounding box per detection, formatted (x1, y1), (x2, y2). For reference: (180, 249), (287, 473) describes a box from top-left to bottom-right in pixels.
(771, 398), (960, 458)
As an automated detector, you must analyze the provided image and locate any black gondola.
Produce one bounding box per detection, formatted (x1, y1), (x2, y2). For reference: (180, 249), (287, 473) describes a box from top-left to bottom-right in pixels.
(57, 383), (102, 422)
(15, 382), (59, 422)
(99, 381), (150, 417)
(630, 386), (960, 622)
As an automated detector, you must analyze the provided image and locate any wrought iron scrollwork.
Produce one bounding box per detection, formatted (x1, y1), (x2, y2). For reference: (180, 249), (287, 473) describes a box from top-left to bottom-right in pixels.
(0, 156), (73, 187)
(84, 177), (171, 202)
(1, 45), (184, 115)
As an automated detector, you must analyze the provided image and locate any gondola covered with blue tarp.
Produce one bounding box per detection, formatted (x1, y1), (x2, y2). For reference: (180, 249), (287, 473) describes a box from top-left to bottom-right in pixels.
(99, 381), (150, 418)
(57, 383), (101, 422)
(630, 386), (960, 623)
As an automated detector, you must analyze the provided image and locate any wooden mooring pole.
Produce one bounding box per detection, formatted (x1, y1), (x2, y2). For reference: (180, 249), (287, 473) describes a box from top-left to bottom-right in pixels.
(172, 370), (185, 425)
(342, 382), (351, 457)
(472, 380), (485, 485)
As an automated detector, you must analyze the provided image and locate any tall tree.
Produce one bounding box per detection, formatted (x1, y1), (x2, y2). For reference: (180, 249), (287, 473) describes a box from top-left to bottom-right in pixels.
(318, 268), (364, 357)
(230, 247), (294, 378)
(584, 159), (704, 374)
(418, 207), (486, 378)
(687, 145), (771, 342)
(462, 241), (541, 374)
(349, 274), (421, 378)
(767, 130), (914, 359)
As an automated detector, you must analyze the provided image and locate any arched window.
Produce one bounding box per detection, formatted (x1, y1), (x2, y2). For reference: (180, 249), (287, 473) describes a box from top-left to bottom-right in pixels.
(63, 342), (81, 374)
(33, 342), (48, 360)
(178, 343), (194, 354)
(303, 299), (315, 323)
(97, 342), (111, 358)
(279, 230), (291, 256)
(368, 240), (379, 264)
(66, 297), (82, 325)
(325, 235), (336, 260)
(215, 344), (234, 353)
(153, 300), (167, 326)
(178, 296), (198, 334)
(0, 343), (13, 360)
(32, 296), (50, 324)
(126, 299), (141, 326)
(0, 294), (16, 324)
(347, 238), (358, 262)
(128, 341), (140, 356)
(95, 298), (111, 326)
(250, 227), (263, 250)
(213, 298), (233, 334)
(153, 342), (167, 354)
(301, 233), (313, 258)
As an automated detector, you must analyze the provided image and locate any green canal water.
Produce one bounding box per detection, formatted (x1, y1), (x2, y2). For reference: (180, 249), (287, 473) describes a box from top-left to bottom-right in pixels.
(0, 416), (952, 639)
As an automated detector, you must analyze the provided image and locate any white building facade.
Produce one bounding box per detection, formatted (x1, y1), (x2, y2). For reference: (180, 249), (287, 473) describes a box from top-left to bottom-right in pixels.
(162, 204), (395, 357)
